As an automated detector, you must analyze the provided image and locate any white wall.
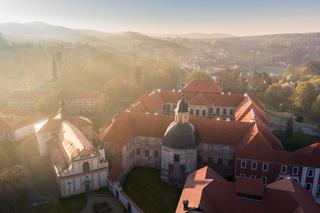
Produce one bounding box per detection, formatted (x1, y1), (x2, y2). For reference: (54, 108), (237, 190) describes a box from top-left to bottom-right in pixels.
(14, 117), (48, 141)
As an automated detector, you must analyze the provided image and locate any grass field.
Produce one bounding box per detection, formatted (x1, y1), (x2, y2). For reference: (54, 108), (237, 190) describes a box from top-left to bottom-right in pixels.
(31, 194), (87, 213)
(123, 167), (181, 213)
(273, 131), (320, 151)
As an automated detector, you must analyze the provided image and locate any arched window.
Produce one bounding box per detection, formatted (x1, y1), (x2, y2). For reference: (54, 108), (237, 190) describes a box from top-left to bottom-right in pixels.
(82, 162), (90, 172)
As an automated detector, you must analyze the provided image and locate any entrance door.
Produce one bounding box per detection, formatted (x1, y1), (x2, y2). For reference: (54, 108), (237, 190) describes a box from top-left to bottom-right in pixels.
(84, 177), (90, 192)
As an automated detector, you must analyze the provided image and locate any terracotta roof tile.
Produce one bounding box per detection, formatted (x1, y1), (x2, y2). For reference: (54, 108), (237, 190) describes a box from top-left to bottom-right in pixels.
(0, 117), (11, 134)
(177, 167), (320, 213)
(183, 80), (222, 94)
(236, 176), (264, 197)
(188, 93), (210, 106)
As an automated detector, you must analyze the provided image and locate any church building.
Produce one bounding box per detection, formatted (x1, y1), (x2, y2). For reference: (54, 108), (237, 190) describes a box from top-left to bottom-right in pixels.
(99, 80), (320, 203)
(35, 101), (108, 197)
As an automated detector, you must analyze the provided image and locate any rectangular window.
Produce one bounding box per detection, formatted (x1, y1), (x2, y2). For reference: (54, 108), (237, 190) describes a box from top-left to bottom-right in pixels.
(136, 148), (140, 156)
(251, 161), (258, 170)
(216, 108), (220, 115)
(145, 150), (149, 157)
(240, 160), (247, 169)
(202, 110), (206, 117)
(190, 109), (194, 115)
(209, 108), (213, 114)
(262, 176), (268, 185)
(174, 154), (180, 162)
(292, 166), (299, 175)
(307, 169), (314, 177)
(280, 165), (287, 174)
(223, 108), (227, 115)
(230, 109), (234, 115)
(154, 150), (159, 158)
(306, 183), (312, 192)
(262, 162), (269, 172)
(196, 109), (200, 116)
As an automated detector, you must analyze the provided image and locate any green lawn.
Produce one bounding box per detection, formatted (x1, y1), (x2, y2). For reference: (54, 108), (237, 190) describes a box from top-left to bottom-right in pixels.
(31, 194), (87, 213)
(273, 131), (320, 151)
(123, 167), (181, 213)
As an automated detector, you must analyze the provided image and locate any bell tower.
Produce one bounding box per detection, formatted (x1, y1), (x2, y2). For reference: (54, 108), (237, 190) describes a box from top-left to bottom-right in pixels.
(175, 96), (189, 123)
(52, 58), (58, 82)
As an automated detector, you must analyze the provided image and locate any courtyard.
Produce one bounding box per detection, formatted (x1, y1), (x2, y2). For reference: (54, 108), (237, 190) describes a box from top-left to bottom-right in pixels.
(123, 167), (182, 213)
(273, 131), (320, 151)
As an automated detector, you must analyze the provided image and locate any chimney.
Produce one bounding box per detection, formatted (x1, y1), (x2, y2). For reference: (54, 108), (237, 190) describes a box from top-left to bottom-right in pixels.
(183, 200), (189, 210)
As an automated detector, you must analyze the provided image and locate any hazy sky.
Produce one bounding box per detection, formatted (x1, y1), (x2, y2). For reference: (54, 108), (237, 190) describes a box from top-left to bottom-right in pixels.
(0, 0), (320, 35)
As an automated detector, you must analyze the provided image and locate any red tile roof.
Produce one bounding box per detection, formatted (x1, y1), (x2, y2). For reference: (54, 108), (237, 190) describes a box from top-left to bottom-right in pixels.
(129, 90), (245, 113)
(0, 106), (43, 117)
(182, 80), (222, 94)
(8, 91), (47, 101)
(176, 167), (320, 213)
(100, 112), (256, 149)
(0, 117), (11, 134)
(188, 93), (210, 106)
(236, 126), (320, 167)
(236, 176), (264, 197)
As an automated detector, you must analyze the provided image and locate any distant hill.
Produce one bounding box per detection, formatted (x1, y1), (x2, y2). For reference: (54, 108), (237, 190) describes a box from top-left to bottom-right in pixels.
(0, 22), (188, 50)
(0, 22), (103, 42)
(150, 33), (235, 39)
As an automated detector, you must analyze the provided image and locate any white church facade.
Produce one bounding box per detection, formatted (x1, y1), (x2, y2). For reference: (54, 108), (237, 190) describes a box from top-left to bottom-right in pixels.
(35, 101), (108, 197)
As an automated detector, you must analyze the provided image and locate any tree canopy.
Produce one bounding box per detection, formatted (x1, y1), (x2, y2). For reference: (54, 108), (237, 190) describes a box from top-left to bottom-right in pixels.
(185, 71), (211, 83)
(293, 82), (316, 112)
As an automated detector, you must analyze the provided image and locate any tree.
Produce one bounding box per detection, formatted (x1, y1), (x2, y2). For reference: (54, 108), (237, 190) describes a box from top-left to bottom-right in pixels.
(293, 82), (316, 112)
(311, 94), (320, 125)
(264, 83), (292, 108)
(0, 165), (27, 212)
(185, 71), (211, 83)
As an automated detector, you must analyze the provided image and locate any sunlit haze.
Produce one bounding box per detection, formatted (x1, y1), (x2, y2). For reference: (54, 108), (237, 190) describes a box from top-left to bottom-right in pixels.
(0, 0), (320, 35)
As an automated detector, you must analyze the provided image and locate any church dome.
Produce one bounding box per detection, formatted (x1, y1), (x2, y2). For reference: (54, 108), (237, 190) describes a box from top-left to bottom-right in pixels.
(162, 122), (198, 149)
